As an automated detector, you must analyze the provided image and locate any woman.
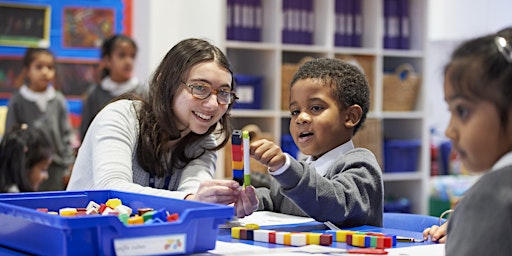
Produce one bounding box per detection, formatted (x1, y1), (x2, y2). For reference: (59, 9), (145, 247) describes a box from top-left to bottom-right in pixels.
(67, 38), (241, 204)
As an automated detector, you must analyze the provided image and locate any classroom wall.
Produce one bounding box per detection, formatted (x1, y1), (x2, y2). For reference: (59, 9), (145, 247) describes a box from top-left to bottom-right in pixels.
(426, 0), (512, 134)
(131, 0), (225, 85)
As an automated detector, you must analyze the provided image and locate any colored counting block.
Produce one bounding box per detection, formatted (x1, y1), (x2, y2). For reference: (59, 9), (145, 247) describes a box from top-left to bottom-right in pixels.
(385, 234), (397, 246)
(137, 207), (154, 216)
(231, 145), (243, 161)
(269, 231), (276, 243)
(115, 204), (132, 216)
(167, 213), (179, 222)
(364, 236), (372, 247)
(98, 204), (109, 214)
(231, 227), (243, 239)
(306, 232), (321, 245)
(351, 234), (365, 247)
(141, 210), (156, 221)
(86, 201), (100, 212)
(118, 213), (130, 224)
(319, 234), (332, 246)
(105, 198), (122, 209)
(370, 236), (378, 248)
(232, 130), (242, 144)
(101, 207), (116, 216)
(239, 229), (248, 240)
(59, 207), (77, 216)
(253, 230), (272, 243)
(290, 233), (307, 246)
(232, 161), (243, 170)
(127, 215), (144, 225)
(245, 223), (260, 230)
(336, 230), (355, 242)
(275, 232), (290, 245)
(346, 233), (353, 245)
(383, 237), (393, 248)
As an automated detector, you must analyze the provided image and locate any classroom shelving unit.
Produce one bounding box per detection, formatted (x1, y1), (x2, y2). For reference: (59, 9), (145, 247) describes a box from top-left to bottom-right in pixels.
(222, 0), (430, 215)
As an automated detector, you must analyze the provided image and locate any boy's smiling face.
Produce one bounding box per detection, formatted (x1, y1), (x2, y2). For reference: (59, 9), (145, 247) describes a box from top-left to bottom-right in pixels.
(289, 78), (353, 159)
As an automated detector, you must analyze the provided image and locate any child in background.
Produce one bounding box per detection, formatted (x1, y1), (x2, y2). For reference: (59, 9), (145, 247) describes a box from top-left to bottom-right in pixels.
(80, 34), (146, 140)
(5, 48), (74, 191)
(235, 58), (383, 228)
(423, 28), (512, 255)
(0, 124), (53, 193)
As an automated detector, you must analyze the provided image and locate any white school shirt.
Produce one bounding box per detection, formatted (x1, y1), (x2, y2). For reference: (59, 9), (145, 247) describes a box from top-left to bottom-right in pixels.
(271, 140), (355, 176)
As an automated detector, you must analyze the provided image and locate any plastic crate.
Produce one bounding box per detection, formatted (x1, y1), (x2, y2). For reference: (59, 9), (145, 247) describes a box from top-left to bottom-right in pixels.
(384, 139), (421, 172)
(0, 190), (234, 255)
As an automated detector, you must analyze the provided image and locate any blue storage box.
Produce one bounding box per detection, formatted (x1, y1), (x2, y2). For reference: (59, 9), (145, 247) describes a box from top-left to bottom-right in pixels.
(233, 74), (263, 109)
(0, 190), (233, 255)
(384, 139), (421, 172)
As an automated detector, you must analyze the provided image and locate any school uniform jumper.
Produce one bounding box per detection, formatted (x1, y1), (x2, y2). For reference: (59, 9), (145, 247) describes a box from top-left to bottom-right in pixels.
(446, 151), (512, 256)
(255, 144), (384, 228)
(80, 77), (146, 140)
(68, 99), (217, 199)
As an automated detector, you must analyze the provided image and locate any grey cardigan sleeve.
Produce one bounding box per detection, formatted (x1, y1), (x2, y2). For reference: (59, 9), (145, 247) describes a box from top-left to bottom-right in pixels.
(256, 148), (383, 228)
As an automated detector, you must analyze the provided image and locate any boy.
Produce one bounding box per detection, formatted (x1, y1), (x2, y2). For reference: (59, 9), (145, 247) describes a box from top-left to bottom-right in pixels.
(235, 58), (383, 228)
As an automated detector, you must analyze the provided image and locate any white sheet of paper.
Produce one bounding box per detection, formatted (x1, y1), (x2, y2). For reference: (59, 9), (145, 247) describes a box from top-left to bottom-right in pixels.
(236, 211), (316, 226)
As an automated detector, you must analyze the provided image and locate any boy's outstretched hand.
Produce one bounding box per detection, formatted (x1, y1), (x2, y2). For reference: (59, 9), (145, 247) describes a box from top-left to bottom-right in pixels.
(234, 185), (259, 217)
(250, 139), (287, 172)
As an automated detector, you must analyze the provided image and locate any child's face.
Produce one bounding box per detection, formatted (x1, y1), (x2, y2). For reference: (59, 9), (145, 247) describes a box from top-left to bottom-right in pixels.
(172, 61), (232, 136)
(29, 157), (51, 191)
(105, 41), (136, 82)
(444, 78), (512, 173)
(289, 78), (352, 159)
(26, 53), (55, 92)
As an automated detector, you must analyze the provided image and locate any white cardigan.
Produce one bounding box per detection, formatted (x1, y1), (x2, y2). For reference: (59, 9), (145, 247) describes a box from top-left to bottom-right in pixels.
(67, 99), (217, 199)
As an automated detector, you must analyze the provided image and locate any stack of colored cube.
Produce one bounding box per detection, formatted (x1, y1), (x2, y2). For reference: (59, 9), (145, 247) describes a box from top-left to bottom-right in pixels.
(232, 130), (244, 185)
(231, 227), (396, 249)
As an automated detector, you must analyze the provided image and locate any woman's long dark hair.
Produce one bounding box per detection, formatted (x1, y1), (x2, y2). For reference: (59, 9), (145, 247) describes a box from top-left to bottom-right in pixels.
(135, 38), (235, 177)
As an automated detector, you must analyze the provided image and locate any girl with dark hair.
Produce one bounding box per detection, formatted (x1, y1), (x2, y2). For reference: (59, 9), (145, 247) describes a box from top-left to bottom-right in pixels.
(68, 38), (241, 204)
(80, 34), (146, 140)
(5, 48), (74, 191)
(422, 27), (512, 255)
(0, 124), (53, 193)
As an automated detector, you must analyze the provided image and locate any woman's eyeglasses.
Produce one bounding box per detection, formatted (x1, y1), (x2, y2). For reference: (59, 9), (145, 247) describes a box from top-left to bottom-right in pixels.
(495, 31), (512, 63)
(182, 81), (237, 105)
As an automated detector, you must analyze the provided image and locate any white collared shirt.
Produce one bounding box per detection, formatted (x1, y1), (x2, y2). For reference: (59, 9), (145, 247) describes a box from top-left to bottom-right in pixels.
(491, 151), (512, 171)
(271, 140), (355, 176)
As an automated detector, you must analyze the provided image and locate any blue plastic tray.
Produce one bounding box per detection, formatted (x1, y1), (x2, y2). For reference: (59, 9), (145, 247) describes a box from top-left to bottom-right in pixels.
(0, 190), (234, 255)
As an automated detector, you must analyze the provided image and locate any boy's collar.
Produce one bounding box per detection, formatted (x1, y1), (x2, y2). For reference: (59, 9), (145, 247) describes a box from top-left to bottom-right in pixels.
(305, 140), (354, 176)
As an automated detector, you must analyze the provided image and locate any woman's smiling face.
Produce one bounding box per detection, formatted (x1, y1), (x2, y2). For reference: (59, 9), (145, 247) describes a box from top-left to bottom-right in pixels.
(172, 61), (232, 136)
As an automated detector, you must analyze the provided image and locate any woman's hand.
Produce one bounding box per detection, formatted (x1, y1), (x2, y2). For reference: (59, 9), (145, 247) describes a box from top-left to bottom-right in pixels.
(187, 179), (240, 204)
(423, 221), (448, 243)
(234, 185), (259, 218)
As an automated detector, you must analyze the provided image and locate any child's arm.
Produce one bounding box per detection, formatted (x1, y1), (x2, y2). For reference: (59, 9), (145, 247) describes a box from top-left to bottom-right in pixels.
(258, 148), (383, 227)
(249, 139), (287, 172)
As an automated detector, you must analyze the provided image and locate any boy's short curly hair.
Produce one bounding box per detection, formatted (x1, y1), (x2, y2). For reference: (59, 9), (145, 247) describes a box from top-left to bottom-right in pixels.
(290, 58), (370, 134)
